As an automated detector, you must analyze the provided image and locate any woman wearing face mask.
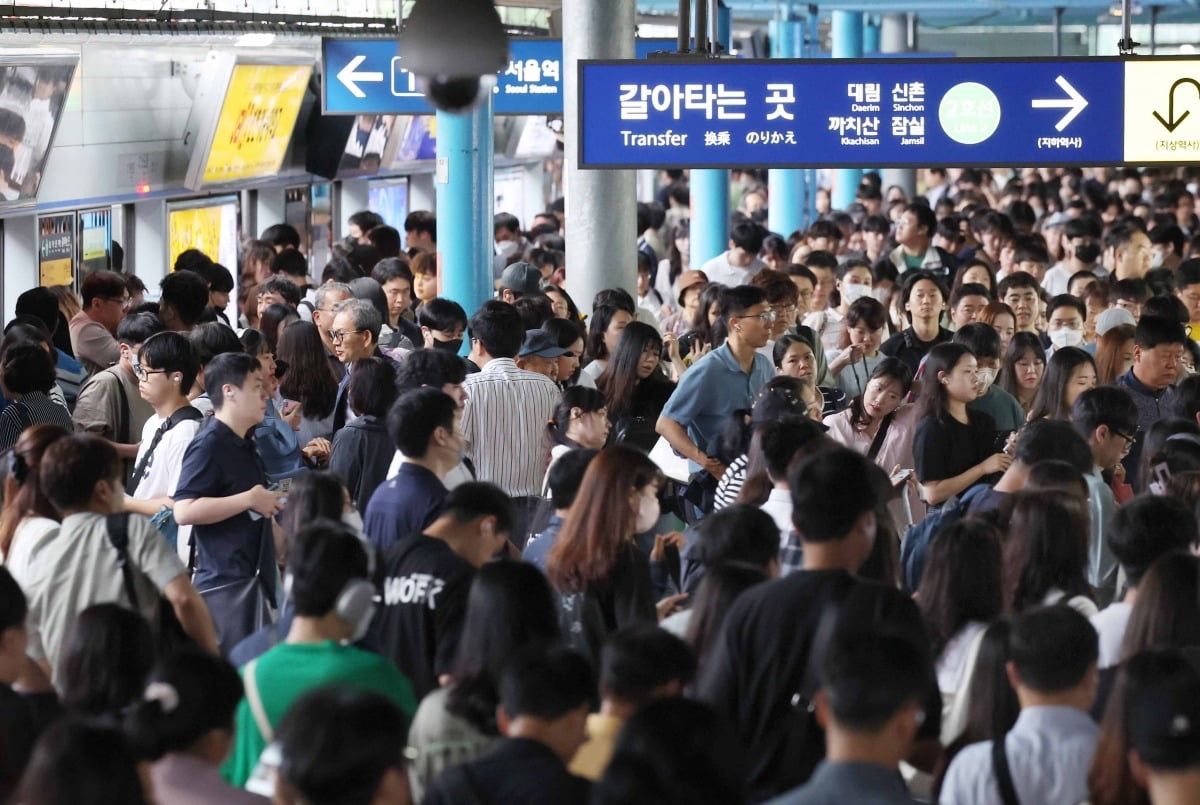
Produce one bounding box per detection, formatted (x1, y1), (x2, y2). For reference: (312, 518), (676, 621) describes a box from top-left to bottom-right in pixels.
(829, 297), (888, 398)
(807, 260), (874, 356)
(545, 447), (686, 648)
(774, 333), (848, 417)
(1027, 347), (1097, 423)
(823, 358), (921, 528)
(998, 332), (1046, 414)
(913, 343), (1011, 507)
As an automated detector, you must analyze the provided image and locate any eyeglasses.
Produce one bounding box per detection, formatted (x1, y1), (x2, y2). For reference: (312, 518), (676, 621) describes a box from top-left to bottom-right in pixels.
(328, 329), (367, 344)
(105, 296), (131, 309)
(130, 361), (166, 381)
(1113, 429), (1137, 452)
(740, 309), (777, 324)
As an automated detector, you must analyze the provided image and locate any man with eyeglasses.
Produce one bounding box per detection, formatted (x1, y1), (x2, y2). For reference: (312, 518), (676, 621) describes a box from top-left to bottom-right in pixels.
(1117, 315), (1187, 489)
(311, 282), (353, 382)
(1073, 385), (1141, 606)
(658, 285), (775, 482)
(69, 270), (128, 374)
(328, 298), (393, 433)
(72, 311), (163, 482)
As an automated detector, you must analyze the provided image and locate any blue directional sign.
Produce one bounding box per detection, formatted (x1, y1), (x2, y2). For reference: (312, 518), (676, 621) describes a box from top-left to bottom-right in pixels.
(322, 38), (563, 115)
(578, 57), (1143, 168)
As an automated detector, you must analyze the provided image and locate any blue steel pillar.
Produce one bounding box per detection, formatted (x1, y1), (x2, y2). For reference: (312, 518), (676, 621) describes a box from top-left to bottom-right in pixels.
(436, 99), (495, 319)
(690, 2), (733, 271)
(831, 10), (863, 212)
(863, 17), (881, 55)
(768, 18), (805, 237)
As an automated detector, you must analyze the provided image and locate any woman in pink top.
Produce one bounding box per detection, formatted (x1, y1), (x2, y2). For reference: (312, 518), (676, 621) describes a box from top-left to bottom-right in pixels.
(823, 357), (922, 528)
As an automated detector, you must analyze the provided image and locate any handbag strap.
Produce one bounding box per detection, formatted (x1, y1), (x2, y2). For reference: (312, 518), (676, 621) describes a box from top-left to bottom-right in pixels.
(242, 658), (274, 743)
(104, 512), (141, 611)
(115, 373), (131, 446)
(992, 731), (1020, 805)
(866, 412), (894, 462)
(126, 406), (203, 496)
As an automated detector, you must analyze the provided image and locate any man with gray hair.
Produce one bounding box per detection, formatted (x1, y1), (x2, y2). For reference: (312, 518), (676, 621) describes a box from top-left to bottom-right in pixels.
(313, 282), (353, 382)
(330, 297), (390, 432)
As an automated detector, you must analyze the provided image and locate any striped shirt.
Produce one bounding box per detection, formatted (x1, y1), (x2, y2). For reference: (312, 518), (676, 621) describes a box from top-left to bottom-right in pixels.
(0, 391), (73, 450)
(461, 358), (559, 497)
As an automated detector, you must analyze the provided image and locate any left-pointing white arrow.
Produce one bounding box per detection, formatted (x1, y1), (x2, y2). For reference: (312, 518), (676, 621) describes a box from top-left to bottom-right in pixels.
(337, 54), (384, 99)
(1031, 75), (1088, 132)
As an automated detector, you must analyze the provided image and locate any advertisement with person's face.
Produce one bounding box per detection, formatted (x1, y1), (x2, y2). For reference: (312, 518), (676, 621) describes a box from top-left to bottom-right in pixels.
(0, 62), (76, 204)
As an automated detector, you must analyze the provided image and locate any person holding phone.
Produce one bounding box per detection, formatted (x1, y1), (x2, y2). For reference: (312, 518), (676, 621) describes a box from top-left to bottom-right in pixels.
(823, 357), (921, 528)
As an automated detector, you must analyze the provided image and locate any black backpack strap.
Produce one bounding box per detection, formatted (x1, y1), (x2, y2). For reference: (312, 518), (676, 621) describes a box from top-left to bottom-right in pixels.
(104, 512), (141, 610)
(114, 373), (131, 445)
(866, 412), (895, 462)
(126, 406), (203, 495)
(992, 731), (1020, 805)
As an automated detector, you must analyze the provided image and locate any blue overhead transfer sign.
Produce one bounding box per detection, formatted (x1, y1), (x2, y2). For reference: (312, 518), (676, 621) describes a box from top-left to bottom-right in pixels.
(323, 38), (563, 115)
(575, 57), (1184, 168)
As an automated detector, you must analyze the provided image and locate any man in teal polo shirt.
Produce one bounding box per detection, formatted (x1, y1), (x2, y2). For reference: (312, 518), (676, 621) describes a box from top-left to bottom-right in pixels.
(657, 285), (776, 479)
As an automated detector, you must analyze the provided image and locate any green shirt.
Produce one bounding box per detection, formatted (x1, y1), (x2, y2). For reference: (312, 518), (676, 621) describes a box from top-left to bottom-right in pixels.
(968, 384), (1027, 433)
(221, 640), (418, 787)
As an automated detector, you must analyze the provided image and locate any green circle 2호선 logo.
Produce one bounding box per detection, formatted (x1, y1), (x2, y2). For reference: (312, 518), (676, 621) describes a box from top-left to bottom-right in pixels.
(938, 82), (1001, 145)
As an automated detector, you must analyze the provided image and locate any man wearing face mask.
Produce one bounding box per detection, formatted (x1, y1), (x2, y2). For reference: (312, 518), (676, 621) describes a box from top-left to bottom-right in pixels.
(1042, 217), (1103, 296)
(417, 298), (470, 362)
(955, 324), (1026, 434)
(1046, 296), (1088, 358)
(494, 212), (528, 277)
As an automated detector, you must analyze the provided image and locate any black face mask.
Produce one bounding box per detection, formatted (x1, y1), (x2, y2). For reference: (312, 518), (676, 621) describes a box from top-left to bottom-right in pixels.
(1074, 242), (1101, 264)
(432, 338), (464, 354)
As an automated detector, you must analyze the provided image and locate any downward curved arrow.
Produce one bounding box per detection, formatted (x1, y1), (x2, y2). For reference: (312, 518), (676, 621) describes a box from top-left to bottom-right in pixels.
(1153, 78), (1200, 133)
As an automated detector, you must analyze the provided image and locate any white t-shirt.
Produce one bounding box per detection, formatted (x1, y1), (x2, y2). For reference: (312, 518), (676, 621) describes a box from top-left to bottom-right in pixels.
(3, 516), (59, 590)
(1091, 601), (1133, 669)
(937, 620), (989, 695)
(131, 413), (202, 564)
(131, 414), (203, 501)
(760, 487), (794, 542)
(700, 252), (764, 288)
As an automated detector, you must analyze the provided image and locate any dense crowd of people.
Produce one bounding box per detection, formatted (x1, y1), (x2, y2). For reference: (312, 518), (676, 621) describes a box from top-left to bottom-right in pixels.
(3, 166), (1200, 803)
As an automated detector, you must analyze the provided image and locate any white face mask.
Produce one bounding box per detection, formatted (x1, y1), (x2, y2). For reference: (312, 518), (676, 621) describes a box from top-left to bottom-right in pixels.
(871, 287), (892, 304)
(976, 367), (997, 395)
(1151, 250), (1165, 269)
(841, 283), (872, 305)
(495, 239), (520, 258)
(1049, 327), (1085, 349)
(635, 491), (660, 533)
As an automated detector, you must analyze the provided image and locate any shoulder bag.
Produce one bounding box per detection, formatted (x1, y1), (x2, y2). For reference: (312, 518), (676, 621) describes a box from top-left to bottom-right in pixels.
(198, 519), (276, 656)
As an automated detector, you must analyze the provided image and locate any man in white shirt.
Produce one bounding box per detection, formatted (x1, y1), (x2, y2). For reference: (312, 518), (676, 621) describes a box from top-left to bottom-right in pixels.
(461, 301), (558, 546)
(941, 606), (1100, 805)
(1091, 495), (1197, 669)
(700, 220), (766, 288)
(123, 332), (205, 563)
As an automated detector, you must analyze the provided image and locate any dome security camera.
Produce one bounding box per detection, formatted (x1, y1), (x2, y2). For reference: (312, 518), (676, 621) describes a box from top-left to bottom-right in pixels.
(421, 74), (498, 114)
(401, 0), (508, 115)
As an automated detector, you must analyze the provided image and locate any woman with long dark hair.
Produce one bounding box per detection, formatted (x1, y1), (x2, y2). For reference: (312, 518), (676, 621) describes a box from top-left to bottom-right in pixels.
(579, 304), (635, 387)
(597, 322), (676, 450)
(546, 446), (680, 657)
(258, 303), (299, 355)
(1003, 491), (1095, 615)
(823, 357), (919, 526)
(329, 357), (400, 515)
(998, 331), (1046, 414)
(240, 329), (304, 482)
(913, 343), (1008, 507)
(406, 561), (560, 801)
(1027, 346), (1097, 422)
(1095, 323), (1135, 386)
(277, 321), (339, 445)
(680, 283), (725, 359)
(916, 521), (1003, 739)
(0, 423), (67, 586)
(655, 219), (690, 311)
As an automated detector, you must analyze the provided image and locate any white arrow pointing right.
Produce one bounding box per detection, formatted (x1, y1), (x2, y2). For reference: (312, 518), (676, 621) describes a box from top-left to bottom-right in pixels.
(336, 54), (384, 99)
(1031, 75), (1088, 132)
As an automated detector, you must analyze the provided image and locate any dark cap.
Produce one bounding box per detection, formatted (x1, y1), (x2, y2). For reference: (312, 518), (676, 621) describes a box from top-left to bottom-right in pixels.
(499, 262), (542, 296)
(520, 328), (568, 358)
